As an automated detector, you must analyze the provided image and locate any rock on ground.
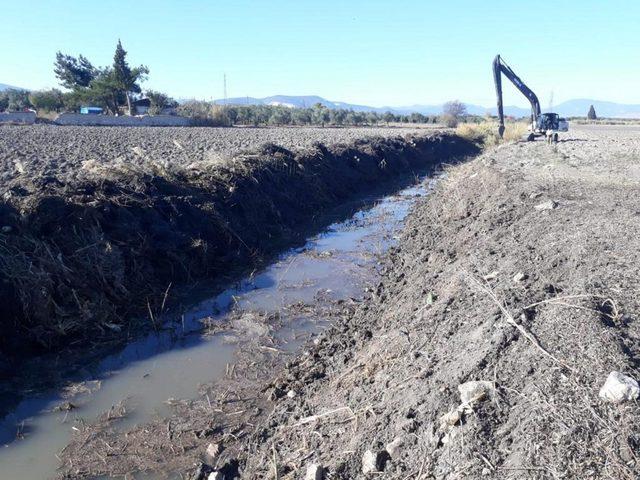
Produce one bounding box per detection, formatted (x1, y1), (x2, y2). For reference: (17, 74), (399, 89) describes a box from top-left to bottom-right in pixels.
(599, 371), (640, 403)
(304, 463), (324, 480)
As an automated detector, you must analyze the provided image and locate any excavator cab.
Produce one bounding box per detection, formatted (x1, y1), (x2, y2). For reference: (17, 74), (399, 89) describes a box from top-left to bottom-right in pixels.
(537, 113), (560, 131)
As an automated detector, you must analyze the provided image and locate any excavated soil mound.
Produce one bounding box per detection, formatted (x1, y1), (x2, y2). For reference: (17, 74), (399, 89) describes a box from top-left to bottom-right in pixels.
(232, 126), (640, 479)
(0, 126), (476, 364)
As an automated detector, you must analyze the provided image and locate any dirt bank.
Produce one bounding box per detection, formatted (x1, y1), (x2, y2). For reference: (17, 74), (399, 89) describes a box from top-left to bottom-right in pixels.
(0, 126), (476, 365)
(235, 125), (640, 479)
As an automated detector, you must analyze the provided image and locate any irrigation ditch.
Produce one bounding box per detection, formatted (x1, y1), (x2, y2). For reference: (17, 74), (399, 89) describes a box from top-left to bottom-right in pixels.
(0, 129), (480, 477)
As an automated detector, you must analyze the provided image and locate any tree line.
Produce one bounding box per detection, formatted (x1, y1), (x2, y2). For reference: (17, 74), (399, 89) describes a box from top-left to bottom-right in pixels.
(176, 101), (439, 127)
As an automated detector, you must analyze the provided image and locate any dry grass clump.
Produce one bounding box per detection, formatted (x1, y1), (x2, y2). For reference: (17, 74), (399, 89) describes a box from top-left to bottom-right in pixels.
(457, 121), (528, 146)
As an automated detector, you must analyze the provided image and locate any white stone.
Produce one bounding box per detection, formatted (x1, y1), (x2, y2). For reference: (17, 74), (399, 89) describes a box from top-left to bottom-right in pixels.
(287, 390), (297, 398)
(426, 291), (436, 305)
(513, 272), (527, 282)
(439, 407), (463, 428)
(599, 371), (640, 403)
(440, 427), (459, 445)
(483, 271), (499, 281)
(534, 200), (558, 211)
(362, 450), (381, 474)
(458, 381), (493, 405)
(305, 463), (324, 480)
(206, 442), (221, 459)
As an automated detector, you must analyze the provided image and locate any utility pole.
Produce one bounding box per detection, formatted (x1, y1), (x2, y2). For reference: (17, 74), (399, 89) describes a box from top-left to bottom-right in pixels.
(223, 73), (227, 105)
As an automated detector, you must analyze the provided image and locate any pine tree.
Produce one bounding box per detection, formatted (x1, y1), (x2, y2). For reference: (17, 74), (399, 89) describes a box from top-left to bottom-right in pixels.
(587, 105), (597, 120)
(112, 40), (149, 115)
(54, 52), (96, 89)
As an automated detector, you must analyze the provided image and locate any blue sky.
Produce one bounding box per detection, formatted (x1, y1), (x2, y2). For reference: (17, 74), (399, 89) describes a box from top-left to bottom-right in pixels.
(1, 0), (638, 107)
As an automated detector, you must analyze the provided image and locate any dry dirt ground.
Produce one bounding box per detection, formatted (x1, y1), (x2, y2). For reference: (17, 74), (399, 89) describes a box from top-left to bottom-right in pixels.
(0, 125), (434, 181)
(60, 125), (640, 479)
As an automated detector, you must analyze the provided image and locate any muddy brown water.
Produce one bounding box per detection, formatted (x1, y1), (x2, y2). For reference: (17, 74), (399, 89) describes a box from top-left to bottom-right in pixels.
(0, 177), (436, 479)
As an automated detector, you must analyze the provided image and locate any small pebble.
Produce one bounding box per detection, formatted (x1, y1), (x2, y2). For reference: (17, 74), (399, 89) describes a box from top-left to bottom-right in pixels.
(305, 463), (324, 480)
(513, 272), (527, 282)
(599, 371), (639, 403)
(362, 449), (383, 474)
(206, 443), (221, 459)
(534, 200), (558, 211)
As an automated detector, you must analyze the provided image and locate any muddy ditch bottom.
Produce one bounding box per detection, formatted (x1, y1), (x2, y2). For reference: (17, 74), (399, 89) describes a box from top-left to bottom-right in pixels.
(0, 177), (437, 479)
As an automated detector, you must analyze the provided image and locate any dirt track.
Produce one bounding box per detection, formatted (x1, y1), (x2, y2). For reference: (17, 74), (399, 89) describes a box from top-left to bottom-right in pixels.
(56, 125), (640, 479)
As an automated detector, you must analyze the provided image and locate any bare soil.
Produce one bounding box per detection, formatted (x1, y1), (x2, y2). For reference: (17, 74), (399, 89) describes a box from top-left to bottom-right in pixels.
(59, 125), (640, 479)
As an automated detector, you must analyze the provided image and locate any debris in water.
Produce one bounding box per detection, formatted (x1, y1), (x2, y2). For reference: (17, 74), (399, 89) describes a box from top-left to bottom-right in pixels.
(53, 401), (76, 412)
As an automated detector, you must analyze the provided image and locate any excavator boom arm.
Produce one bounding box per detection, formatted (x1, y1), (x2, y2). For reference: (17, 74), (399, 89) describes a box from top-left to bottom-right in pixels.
(493, 55), (541, 137)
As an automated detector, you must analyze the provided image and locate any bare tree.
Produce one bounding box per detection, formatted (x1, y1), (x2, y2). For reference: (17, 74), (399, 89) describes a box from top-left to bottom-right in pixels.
(441, 100), (467, 127)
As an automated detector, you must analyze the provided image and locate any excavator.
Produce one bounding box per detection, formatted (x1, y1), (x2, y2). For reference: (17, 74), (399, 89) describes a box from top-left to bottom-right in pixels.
(493, 55), (568, 142)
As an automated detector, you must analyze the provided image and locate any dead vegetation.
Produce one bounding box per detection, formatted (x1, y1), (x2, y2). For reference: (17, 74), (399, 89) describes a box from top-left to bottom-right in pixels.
(56, 298), (359, 479)
(456, 121), (529, 146)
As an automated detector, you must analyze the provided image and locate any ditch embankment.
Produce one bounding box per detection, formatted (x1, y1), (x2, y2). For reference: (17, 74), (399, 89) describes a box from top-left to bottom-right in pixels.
(0, 126), (477, 370)
(230, 125), (640, 479)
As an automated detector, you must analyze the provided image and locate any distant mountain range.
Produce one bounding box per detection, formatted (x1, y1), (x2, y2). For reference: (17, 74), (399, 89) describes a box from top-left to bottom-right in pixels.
(4, 82), (640, 118)
(215, 95), (640, 119)
(0, 83), (22, 91)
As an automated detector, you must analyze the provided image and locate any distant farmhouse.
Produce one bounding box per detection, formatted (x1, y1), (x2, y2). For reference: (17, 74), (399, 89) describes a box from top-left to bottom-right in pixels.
(133, 98), (177, 116)
(132, 98), (151, 115)
(79, 98), (176, 116)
